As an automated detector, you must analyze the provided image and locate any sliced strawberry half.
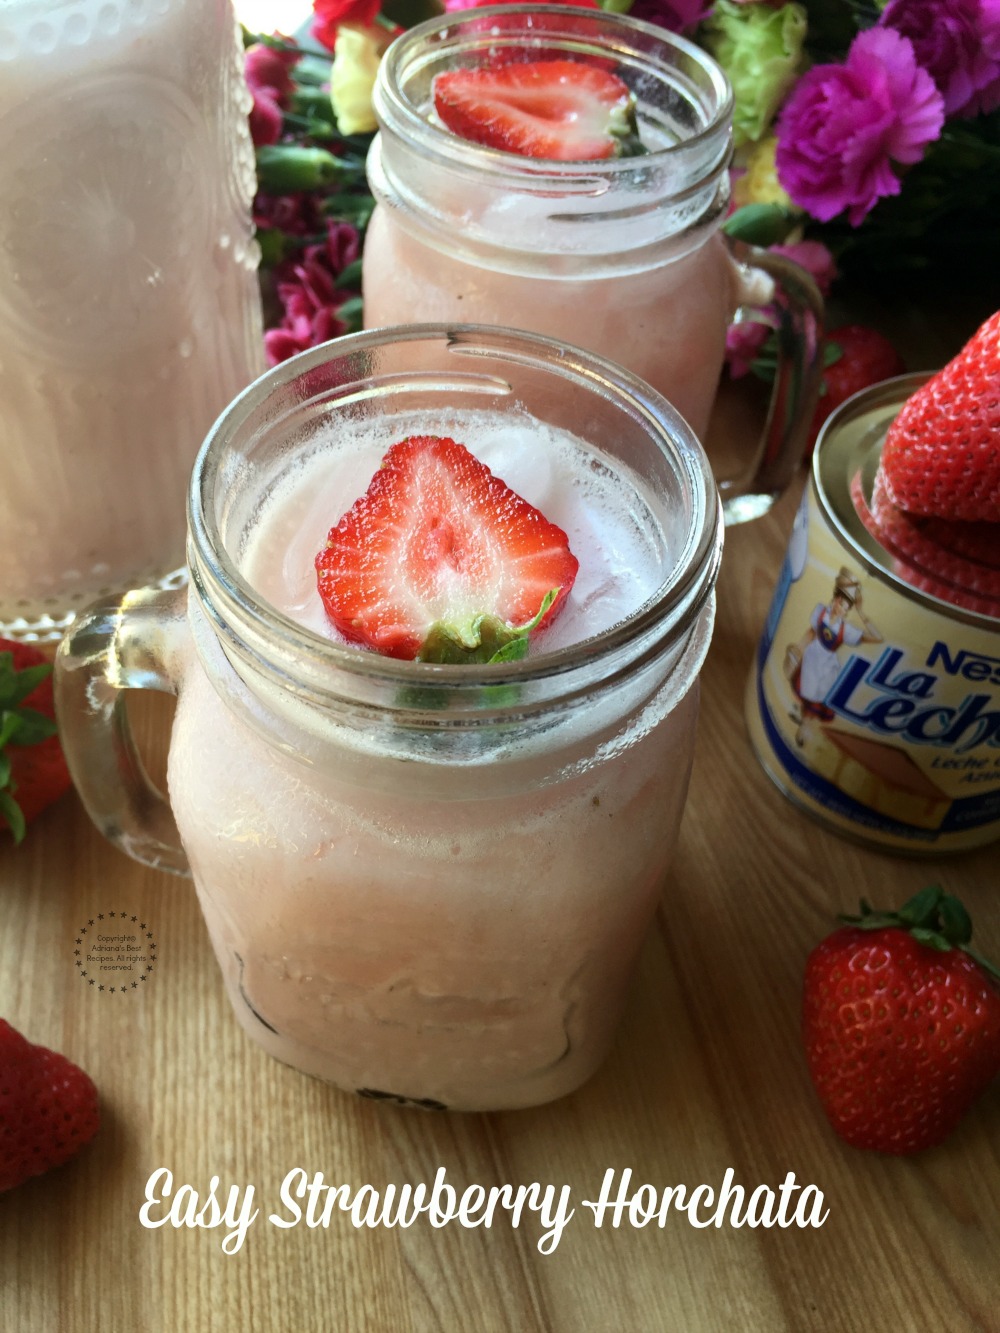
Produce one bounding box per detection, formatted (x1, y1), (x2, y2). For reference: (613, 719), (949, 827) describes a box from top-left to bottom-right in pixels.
(432, 60), (643, 162)
(852, 469), (1000, 615)
(315, 436), (579, 663)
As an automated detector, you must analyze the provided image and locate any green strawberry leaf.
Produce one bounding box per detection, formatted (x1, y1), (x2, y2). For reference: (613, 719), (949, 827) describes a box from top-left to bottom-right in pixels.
(488, 637), (531, 665)
(909, 926), (951, 951)
(839, 884), (1000, 984)
(6, 708), (57, 747)
(0, 653), (52, 710)
(938, 893), (973, 947)
(896, 883), (944, 928)
(418, 589), (561, 666)
(0, 789), (25, 845)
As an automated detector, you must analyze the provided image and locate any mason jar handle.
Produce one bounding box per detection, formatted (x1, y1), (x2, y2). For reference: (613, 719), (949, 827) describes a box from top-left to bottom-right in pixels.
(54, 585), (190, 876)
(721, 242), (825, 525)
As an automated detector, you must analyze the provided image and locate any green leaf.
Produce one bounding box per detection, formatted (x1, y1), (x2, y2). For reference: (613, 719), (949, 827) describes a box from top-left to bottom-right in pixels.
(938, 893), (973, 947)
(0, 789), (25, 845)
(418, 590), (562, 666)
(0, 653), (52, 710)
(289, 87), (337, 126)
(0, 751), (10, 790)
(488, 637), (531, 665)
(896, 883), (943, 929)
(337, 296), (364, 333)
(320, 195), (376, 228)
(0, 712), (21, 750)
(7, 708), (57, 747)
(909, 927), (951, 952)
(335, 258), (363, 290)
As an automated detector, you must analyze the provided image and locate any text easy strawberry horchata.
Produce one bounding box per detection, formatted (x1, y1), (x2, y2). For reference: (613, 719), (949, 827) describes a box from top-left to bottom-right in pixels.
(747, 316), (1000, 855)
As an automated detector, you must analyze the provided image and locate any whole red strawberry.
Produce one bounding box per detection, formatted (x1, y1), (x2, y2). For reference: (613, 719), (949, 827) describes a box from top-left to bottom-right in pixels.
(803, 886), (1000, 1155)
(807, 325), (905, 452)
(0, 639), (73, 843)
(0, 1019), (100, 1191)
(880, 309), (1000, 522)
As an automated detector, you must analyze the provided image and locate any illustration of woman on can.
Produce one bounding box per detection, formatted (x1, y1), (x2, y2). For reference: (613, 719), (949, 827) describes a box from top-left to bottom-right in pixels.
(785, 568), (883, 748)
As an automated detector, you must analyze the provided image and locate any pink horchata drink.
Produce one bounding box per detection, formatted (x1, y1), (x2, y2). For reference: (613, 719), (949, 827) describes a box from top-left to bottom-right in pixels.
(364, 6), (823, 524)
(0, 0), (263, 642)
(56, 326), (722, 1111)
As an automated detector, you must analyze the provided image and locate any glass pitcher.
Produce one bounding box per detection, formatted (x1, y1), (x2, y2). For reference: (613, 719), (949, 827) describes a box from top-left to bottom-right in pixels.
(0, 0), (264, 642)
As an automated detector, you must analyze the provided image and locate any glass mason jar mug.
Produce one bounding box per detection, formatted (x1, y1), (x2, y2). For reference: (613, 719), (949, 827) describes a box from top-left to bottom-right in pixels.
(55, 324), (722, 1113)
(0, 0), (264, 642)
(364, 5), (824, 525)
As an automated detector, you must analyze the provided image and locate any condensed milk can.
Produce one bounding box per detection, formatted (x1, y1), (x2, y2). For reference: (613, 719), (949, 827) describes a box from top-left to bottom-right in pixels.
(746, 374), (1000, 855)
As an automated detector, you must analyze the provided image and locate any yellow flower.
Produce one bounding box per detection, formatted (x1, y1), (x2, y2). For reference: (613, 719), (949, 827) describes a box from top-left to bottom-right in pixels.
(732, 135), (792, 209)
(330, 24), (384, 136)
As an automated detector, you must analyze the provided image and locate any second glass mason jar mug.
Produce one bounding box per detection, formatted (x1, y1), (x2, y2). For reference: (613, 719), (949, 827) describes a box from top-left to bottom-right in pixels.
(364, 4), (824, 525)
(56, 324), (722, 1113)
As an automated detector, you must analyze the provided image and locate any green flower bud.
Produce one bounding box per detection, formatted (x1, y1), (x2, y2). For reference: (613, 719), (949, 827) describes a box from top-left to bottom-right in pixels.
(702, 1), (807, 148)
(255, 145), (345, 194)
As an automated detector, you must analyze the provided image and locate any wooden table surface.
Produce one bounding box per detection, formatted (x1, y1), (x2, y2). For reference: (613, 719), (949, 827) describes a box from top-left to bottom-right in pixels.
(2, 314), (998, 1333)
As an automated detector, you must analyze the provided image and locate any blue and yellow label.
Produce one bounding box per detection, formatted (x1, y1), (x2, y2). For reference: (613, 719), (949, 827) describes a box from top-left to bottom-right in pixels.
(746, 485), (1000, 853)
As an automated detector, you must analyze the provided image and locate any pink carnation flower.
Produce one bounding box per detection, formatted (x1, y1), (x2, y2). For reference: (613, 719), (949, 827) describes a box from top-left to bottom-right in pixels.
(724, 318), (772, 378)
(244, 42), (300, 148)
(880, 0), (1000, 118)
(265, 222), (362, 367)
(775, 27), (945, 226)
(771, 240), (838, 298)
(245, 44), (299, 102)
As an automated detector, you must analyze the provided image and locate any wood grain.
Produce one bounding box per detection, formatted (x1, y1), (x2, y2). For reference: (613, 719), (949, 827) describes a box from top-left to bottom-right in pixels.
(1, 364), (998, 1333)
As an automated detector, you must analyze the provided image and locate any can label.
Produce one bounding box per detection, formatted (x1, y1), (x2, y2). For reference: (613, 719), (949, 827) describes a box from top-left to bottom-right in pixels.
(746, 484), (1000, 853)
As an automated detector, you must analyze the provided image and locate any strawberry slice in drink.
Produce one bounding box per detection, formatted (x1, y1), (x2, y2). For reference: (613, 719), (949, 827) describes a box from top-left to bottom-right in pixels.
(432, 60), (644, 161)
(315, 436), (579, 663)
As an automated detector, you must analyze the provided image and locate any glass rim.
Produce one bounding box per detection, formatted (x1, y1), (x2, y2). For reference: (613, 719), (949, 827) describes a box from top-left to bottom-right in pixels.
(187, 323), (723, 696)
(373, 3), (734, 184)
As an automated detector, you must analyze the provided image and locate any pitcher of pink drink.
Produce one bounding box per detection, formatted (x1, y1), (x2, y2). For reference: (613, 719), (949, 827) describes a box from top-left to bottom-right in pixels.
(55, 324), (721, 1111)
(0, 0), (264, 642)
(363, 4), (823, 524)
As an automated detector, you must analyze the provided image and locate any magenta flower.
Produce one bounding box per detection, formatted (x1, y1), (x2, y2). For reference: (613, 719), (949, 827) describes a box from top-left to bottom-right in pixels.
(245, 44), (299, 102)
(249, 93), (283, 148)
(775, 27), (945, 226)
(880, 0), (1000, 118)
(253, 191), (328, 238)
(724, 318), (771, 378)
(627, 0), (712, 35)
(244, 42), (300, 148)
(265, 222), (362, 366)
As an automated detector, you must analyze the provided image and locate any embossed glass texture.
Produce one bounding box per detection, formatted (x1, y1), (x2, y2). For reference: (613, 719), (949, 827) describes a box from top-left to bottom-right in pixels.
(0, 0), (264, 640)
